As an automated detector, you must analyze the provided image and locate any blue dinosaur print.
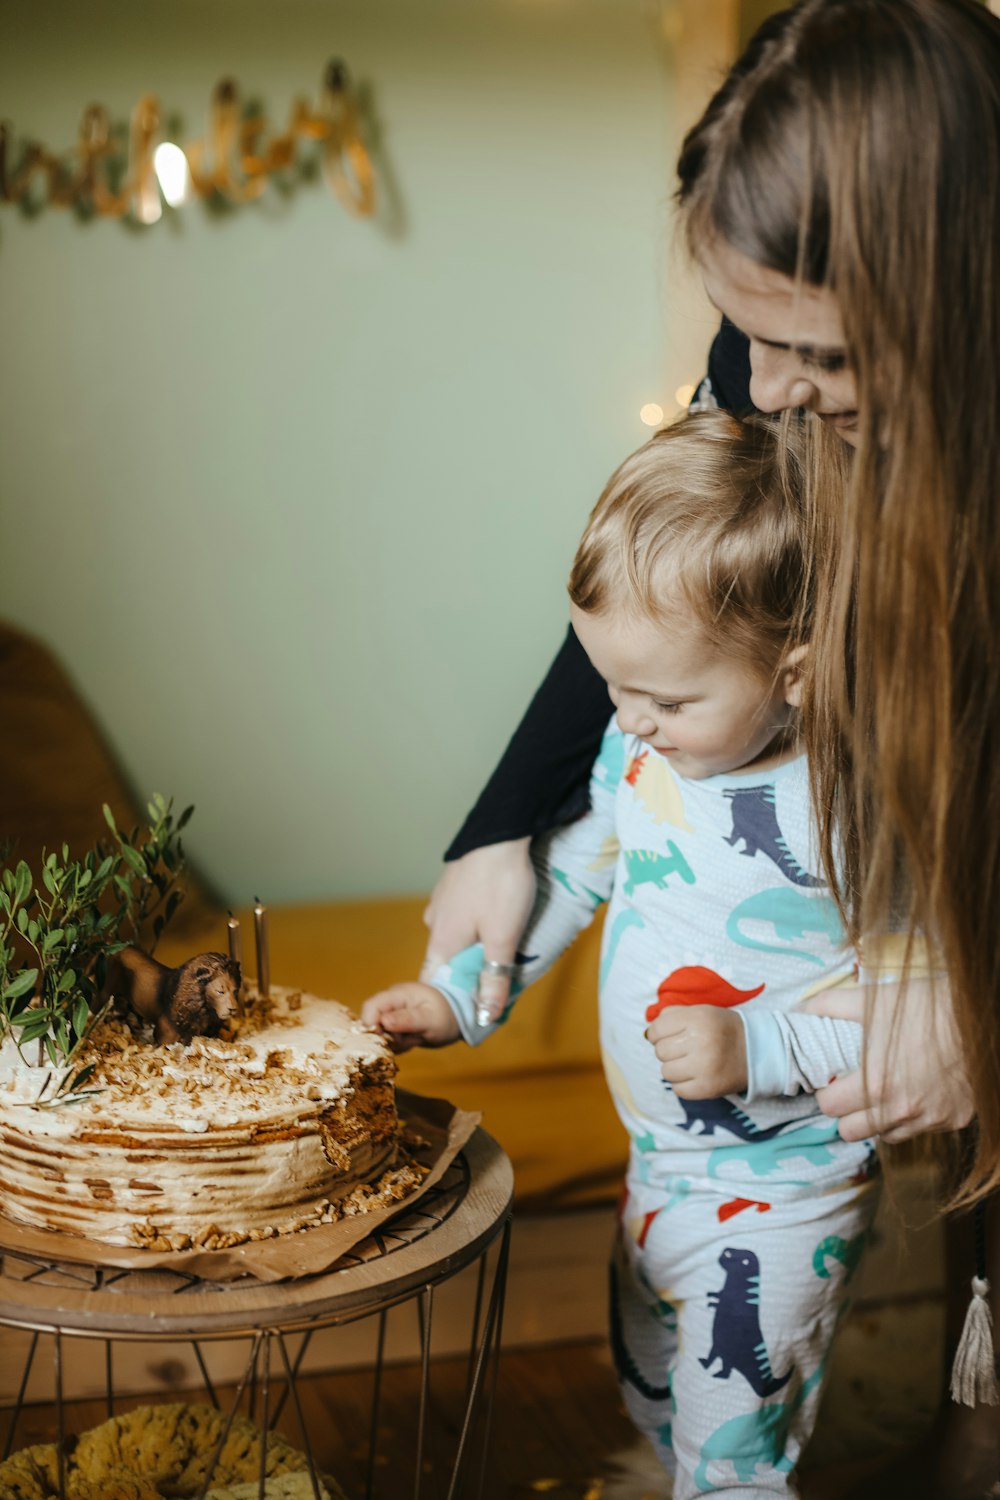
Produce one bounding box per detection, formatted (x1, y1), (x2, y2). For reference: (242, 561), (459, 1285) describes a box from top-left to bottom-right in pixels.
(694, 1358), (827, 1490)
(552, 866), (606, 909)
(601, 908), (645, 987)
(723, 784), (825, 887)
(813, 1230), (868, 1282)
(609, 1258), (672, 1402)
(708, 1118), (841, 1182)
(726, 887), (844, 966)
(622, 844), (695, 897)
(701, 1247), (791, 1397)
(675, 1094), (811, 1141)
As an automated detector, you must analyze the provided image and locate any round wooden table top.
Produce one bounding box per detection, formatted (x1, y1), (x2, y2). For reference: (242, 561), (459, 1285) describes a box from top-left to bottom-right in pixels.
(0, 1127), (513, 1341)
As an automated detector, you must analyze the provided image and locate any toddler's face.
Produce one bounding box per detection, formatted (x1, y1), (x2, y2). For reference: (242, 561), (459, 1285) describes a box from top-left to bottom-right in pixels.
(570, 603), (798, 781)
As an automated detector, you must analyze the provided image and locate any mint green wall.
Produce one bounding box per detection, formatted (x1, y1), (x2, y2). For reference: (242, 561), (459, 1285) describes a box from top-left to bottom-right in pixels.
(0, 0), (718, 903)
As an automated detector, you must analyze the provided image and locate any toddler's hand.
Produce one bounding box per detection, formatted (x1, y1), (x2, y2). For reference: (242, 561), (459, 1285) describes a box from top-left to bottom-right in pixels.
(361, 983), (461, 1053)
(646, 1005), (747, 1098)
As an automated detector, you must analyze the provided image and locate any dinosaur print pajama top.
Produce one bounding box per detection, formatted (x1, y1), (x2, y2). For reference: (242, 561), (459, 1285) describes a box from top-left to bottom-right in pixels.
(431, 719), (880, 1498)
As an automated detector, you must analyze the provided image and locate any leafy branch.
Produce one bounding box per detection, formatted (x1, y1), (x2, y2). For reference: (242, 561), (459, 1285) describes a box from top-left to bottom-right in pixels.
(0, 795), (193, 1077)
(16, 1061), (104, 1111)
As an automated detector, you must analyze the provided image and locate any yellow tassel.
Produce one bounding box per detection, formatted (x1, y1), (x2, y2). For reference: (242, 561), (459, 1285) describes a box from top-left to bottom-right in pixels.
(950, 1276), (1000, 1407)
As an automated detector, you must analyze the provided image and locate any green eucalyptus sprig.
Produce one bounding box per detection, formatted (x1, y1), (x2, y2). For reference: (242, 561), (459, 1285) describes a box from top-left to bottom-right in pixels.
(17, 1061), (104, 1111)
(0, 794), (193, 1076)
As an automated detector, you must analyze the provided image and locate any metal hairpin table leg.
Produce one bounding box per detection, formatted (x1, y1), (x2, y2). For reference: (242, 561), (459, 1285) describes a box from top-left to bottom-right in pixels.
(54, 1330), (65, 1500)
(3, 1327), (38, 1460)
(257, 1330), (271, 1500)
(195, 1332), (262, 1500)
(268, 1327), (312, 1429)
(448, 1214), (511, 1500)
(366, 1309), (388, 1500)
(191, 1339), (219, 1410)
(414, 1283), (435, 1500)
(475, 1215), (512, 1499)
(276, 1331), (324, 1500)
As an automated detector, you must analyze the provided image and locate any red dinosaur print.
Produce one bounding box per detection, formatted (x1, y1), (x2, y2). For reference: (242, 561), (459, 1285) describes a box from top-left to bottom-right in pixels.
(645, 965), (765, 1023)
(637, 1209), (661, 1249)
(718, 1197), (772, 1223)
(625, 750), (648, 786)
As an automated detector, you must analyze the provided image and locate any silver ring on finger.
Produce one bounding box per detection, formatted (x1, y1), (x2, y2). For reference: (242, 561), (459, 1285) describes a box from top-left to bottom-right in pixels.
(481, 958), (517, 979)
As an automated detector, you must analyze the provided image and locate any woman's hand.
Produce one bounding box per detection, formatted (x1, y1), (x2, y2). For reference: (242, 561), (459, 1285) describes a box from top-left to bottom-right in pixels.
(801, 976), (974, 1142)
(422, 839), (536, 1020)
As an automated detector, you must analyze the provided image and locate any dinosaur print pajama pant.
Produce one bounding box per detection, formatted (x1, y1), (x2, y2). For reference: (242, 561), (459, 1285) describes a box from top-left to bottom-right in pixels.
(611, 1162), (879, 1498)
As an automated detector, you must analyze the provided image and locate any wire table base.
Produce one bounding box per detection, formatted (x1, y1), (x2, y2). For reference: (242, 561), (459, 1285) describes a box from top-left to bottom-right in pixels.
(0, 1126), (513, 1500)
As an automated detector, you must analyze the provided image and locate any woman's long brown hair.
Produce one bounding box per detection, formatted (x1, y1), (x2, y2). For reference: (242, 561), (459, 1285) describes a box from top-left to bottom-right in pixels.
(677, 0), (1000, 1205)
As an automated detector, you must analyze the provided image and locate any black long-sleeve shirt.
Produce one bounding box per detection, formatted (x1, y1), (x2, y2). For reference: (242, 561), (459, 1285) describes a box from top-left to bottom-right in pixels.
(445, 319), (753, 861)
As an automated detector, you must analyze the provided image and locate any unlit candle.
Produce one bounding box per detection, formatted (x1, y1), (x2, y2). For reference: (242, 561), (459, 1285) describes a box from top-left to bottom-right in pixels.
(227, 913), (244, 1012)
(253, 898), (270, 998)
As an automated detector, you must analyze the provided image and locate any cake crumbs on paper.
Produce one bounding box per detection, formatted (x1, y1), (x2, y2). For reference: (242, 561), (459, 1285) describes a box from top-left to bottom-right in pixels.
(126, 1137), (429, 1253)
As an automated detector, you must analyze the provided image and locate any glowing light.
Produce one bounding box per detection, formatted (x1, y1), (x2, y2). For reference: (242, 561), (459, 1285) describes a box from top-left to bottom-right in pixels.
(675, 383), (697, 409)
(135, 191), (162, 226)
(639, 403), (664, 427)
(154, 141), (190, 208)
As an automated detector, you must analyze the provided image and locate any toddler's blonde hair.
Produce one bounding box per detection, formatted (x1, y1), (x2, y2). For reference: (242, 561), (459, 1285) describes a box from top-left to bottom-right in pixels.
(568, 409), (810, 676)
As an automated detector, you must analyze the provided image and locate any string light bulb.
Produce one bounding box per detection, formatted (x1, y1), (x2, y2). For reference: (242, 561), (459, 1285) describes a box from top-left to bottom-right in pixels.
(639, 403), (664, 427)
(154, 142), (190, 208)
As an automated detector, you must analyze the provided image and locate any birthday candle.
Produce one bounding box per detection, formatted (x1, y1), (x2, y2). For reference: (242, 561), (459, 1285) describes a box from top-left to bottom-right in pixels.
(253, 898), (270, 998)
(226, 913), (244, 1012)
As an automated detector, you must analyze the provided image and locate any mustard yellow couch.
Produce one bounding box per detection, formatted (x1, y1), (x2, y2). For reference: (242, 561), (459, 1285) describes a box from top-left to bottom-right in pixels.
(0, 622), (624, 1209)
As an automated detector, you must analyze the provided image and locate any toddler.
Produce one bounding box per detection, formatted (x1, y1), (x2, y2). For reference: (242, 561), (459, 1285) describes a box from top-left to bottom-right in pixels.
(363, 410), (878, 1498)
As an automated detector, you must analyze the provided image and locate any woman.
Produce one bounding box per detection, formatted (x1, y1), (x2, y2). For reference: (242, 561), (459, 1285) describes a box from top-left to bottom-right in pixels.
(426, 0), (999, 1487)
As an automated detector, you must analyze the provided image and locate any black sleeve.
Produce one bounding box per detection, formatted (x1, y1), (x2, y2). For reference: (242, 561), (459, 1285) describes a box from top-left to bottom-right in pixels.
(445, 319), (754, 861)
(444, 624), (608, 859)
(706, 317), (754, 416)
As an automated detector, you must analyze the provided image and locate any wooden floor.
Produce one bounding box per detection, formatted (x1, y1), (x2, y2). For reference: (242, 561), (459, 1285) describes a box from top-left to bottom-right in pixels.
(5, 1337), (930, 1500)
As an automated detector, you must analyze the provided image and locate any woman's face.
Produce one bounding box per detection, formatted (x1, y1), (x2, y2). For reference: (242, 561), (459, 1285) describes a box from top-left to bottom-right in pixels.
(700, 239), (860, 446)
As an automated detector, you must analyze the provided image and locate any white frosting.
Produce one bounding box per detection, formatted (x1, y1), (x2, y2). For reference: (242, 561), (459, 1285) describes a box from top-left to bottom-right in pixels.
(0, 987), (399, 1248)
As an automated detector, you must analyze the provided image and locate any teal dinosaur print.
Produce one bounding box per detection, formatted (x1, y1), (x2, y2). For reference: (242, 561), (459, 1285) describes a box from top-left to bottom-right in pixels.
(601, 908), (645, 986)
(694, 1356), (827, 1489)
(725, 887), (844, 966)
(594, 725), (626, 791)
(623, 844), (696, 897)
(634, 1257), (679, 1333)
(633, 1173), (693, 1211)
(813, 1230), (868, 1282)
(443, 942), (524, 1012)
(708, 1118), (841, 1182)
(656, 1382), (677, 1453)
(552, 866), (606, 909)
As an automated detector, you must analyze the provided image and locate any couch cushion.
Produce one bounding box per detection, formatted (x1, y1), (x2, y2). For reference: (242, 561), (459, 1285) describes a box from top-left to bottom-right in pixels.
(0, 620), (217, 936)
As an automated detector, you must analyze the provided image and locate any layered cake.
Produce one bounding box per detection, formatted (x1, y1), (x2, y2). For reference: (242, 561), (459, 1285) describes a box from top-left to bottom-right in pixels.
(0, 985), (418, 1250)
